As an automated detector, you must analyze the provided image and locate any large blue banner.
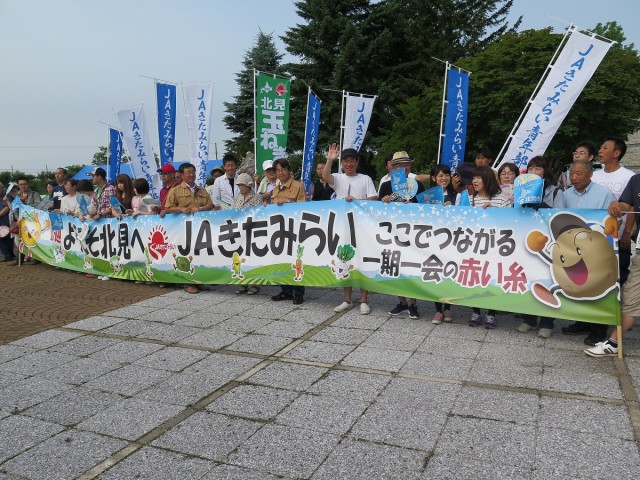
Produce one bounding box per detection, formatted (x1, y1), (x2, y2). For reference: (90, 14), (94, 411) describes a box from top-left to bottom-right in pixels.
(108, 128), (123, 183)
(442, 69), (469, 171)
(156, 82), (176, 167)
(302, 89), (321, 196)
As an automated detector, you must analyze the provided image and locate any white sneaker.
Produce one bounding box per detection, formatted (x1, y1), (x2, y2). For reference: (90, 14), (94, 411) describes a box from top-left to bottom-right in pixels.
(334, 301), (352, 313)
(584, 341), (618, 357)
(99, 276), (110, 281)
(360, 302), (371, 315)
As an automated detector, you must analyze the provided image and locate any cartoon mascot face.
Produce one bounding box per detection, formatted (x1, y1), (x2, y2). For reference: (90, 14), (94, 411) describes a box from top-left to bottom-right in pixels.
(20, 211), (45, 248)
(549, 216), (618, 298)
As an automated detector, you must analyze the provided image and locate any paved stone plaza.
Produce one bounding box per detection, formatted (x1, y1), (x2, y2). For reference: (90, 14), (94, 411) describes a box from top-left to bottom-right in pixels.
(1, 283), (639, 479)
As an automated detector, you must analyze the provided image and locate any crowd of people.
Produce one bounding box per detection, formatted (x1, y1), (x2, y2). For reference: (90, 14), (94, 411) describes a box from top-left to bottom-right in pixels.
(1, 137), (637, 358)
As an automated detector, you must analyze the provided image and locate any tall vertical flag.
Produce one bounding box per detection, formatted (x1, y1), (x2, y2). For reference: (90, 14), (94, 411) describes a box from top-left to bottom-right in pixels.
(440, 66), (470, 171)
(301, 88), (322, 195)
(155, 82), (176, 167)
(341, 92), (376, 152)
(107, 128), (123, 183)
(115, 104), (161, 199)
(254, 71), (291, 176)
(183, 83), (214, 186)
(496, 28), (613, 170)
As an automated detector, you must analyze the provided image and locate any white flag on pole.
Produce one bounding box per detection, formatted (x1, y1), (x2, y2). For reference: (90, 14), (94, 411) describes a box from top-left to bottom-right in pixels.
(497, 30), (612, 170)
(341, 93), (376, 152)
(183, 83), (214, 187)
(115, 104), (161, 199)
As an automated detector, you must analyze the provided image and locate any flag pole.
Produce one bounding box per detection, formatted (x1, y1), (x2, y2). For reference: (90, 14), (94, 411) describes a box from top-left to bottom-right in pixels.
(493, 25), (575, 168)
(339, 90), (346, 173)
(437, 61), (450, 167)
(253, 69), (258, 175)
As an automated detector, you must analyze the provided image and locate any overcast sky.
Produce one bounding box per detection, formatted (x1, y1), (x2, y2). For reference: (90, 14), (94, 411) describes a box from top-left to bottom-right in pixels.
(1, 0), (638, 173)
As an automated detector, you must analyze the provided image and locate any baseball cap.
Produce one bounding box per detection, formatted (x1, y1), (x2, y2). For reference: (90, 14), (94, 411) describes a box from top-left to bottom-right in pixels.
(262, 160), (274, 171)
(157, 164), (176, 174)
(87, 167), (107, 178)
(340, 148), (359, 161)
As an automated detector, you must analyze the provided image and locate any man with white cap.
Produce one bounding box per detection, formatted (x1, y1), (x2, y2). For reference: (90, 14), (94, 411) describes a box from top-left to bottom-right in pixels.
(322, 142), (377, 314)
(255, 160), (279, 203)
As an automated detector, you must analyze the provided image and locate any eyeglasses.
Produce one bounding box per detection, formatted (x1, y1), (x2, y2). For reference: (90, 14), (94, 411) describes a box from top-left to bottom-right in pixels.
(573, 151), (589, 156)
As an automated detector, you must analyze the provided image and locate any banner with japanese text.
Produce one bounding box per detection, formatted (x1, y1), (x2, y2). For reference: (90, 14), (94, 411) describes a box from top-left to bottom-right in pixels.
(21, 202), (620, 325)
(342, 93), (376, 152)
(183, 83), (214, 186)
(156, 82), (176, 167)
(107, 128), (123, 184)
(115, 104), (161, 199)
(302, 89), (321, 197)
(441, 69), (469, 171)
(498, 30), (612, 170)
(255, 72), (291, 176)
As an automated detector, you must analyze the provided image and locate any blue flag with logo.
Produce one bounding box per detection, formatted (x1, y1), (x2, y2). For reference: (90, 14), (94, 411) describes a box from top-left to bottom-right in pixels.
(442, 68), (469, 171)
(108, 128), (123, 183)
(109, 196), (126, 214)
(49, 213), (63, 231)
(514, 174), (544, 206)
(156, 82), (176, 166)
(302, 89), (321, 196)
(417, 186), (444, 204)
(78, 195), (89, 216)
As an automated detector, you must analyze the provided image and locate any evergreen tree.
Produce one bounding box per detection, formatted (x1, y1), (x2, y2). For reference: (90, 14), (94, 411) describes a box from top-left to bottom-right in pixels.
(282, 0), (373, 160)
(223, 31), (284, 157)
(282, 0), (518, 178)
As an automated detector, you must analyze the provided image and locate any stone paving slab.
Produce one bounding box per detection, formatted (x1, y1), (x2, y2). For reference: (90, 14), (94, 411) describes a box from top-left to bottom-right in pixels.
(0, 278), (639, 479)
(1, 430), (127, 480)
(151, 411), (262, 461)
(227, 424), (341, 478)
(98, 446), (216, 480)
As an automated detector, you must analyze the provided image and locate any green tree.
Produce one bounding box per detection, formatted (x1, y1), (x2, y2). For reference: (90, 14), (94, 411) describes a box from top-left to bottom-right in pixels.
(92, 145), (133, 166)
(223, 31), (284, 157)
(282, 0), (375, 169)
(92, 146), (108, 165)
(282, 0), (518, 178)
(381, 25), (640, 177)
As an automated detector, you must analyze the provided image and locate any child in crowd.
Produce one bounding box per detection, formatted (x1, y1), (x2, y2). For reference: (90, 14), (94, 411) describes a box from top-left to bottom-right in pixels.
(131, 178), (161, 217)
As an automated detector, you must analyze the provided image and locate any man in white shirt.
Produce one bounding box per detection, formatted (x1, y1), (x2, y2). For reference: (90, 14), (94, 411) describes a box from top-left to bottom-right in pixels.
(322, 143), (377, 314)
(210, 154), (240, 210)
(585, 137), (636, 344)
